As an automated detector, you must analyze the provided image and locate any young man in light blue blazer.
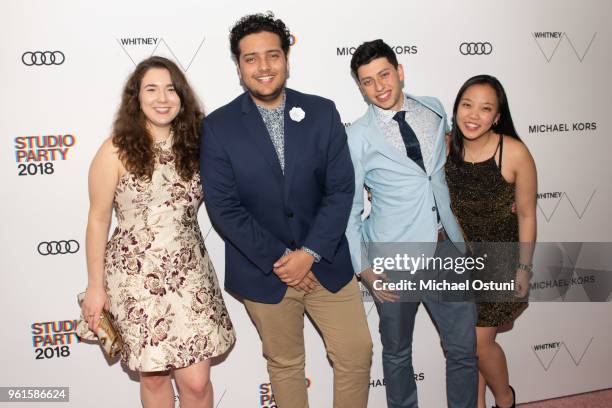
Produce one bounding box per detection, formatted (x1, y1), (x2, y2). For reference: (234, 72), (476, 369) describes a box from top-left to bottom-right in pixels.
(345, 39), (478, 408)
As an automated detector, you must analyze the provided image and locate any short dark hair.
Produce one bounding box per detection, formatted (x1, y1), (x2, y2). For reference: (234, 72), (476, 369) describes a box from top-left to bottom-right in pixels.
(229, 12), (291, 61)
(350, 39), (398, 78)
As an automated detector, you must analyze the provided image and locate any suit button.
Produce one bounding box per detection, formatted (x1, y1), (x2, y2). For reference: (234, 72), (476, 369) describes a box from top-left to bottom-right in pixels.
(287, 212), (294, 218)
(432, 206), (436, 212)
(428, 176), (432, 181)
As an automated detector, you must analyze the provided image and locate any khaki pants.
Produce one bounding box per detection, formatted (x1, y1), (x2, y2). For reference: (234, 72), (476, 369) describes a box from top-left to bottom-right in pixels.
(244, 276), (373, 408)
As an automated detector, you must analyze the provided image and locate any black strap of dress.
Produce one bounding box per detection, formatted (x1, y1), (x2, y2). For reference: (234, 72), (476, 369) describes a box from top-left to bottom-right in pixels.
(493, 135), (504, 172)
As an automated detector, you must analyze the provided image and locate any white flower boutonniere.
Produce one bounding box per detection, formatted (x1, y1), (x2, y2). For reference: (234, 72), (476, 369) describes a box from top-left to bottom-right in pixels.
(289, 106), (305, 122)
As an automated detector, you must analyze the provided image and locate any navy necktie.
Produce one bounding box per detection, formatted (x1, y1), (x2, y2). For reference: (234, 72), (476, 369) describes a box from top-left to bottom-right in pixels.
(394, 110), (440, 223)
(393, 110), (425, 172)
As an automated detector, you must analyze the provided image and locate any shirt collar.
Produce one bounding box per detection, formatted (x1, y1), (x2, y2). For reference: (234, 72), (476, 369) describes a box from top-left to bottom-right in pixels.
(255, 92), (286, 115)
(373, 94), (410, 124)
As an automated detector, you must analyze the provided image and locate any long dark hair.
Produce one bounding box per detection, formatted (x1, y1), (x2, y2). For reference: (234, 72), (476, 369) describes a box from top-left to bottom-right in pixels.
(449, 74), (520, 165)
(112, 56), (203, 181)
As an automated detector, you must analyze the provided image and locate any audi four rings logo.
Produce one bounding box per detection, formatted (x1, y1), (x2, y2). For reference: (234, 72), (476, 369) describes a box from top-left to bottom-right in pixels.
(22, 51), (65, 66)
(459, 42), (493, 55)
(37, 240), (80, 255)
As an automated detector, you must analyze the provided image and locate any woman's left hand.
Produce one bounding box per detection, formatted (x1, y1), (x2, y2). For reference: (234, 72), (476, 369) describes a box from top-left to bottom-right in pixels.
(515, 268), (530, 298)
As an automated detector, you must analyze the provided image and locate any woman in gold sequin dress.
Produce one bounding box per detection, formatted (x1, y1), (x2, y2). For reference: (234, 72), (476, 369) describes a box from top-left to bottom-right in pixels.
(445, 75), (537, 408)
(79, 57), (235, 408)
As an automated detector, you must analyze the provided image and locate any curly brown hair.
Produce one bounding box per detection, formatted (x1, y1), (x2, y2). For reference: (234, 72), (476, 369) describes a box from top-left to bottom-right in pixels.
(112, 56), (203, 181)
(230, 12), (291, 61)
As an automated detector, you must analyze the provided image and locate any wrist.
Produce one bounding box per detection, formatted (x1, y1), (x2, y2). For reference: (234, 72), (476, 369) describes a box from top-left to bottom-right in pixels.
(359, 267), (373, 278)
(517, 263), (533, 279)
(87, 283), (105, 291)
(301, 246), (321, 263)
(300, 249), (315, 264)
(517, 263), (533, 273)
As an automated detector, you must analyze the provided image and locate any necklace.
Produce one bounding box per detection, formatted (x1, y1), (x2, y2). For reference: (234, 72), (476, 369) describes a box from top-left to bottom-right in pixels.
(153, 130), (173, 145)
(463, 131), (495, 163)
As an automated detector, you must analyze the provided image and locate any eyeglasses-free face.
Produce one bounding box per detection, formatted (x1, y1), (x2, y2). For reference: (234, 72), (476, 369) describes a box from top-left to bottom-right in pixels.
(237, 31), (289, 109)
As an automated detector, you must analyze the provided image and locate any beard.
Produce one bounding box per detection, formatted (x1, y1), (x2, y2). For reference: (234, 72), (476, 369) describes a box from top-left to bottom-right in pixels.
(242, 70), (288, 107)
(249, 83), (285, 104)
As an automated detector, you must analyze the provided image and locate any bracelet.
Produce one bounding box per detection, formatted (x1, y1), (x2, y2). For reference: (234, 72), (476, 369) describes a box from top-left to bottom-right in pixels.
(301, 246), (321, 263)
(517, 263), (533, 273)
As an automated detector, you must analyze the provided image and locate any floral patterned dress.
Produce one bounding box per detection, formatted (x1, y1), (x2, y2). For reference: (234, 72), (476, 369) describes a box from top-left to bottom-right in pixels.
(103, 138), (234, 371)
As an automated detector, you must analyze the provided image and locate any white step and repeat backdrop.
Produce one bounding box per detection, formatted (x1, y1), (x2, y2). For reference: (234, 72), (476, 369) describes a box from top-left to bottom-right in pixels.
(1, 0), (611, 406)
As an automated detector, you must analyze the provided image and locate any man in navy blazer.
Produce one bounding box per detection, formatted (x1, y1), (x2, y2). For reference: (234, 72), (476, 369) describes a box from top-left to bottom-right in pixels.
(200, 13), (372, 408)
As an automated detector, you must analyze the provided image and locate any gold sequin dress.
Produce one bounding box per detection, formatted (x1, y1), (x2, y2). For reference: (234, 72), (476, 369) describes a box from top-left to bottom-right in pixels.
(445, 136), (526, 327)
(100, 138), (234, 371)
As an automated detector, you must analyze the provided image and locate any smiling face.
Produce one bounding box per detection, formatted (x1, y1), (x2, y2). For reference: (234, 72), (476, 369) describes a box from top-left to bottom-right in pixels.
(139, 67), (181, 135)
(356, 57), (404, 111)
(237, 31), (289, 108)
(456, 83), (501, 140)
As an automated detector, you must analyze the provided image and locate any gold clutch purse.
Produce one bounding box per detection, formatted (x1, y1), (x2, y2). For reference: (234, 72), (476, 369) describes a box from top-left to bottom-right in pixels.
(76, 292), (124, 358)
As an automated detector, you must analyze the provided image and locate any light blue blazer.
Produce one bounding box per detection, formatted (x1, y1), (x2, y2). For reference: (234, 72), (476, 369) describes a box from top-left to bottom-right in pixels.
(345, 93), (465, 273)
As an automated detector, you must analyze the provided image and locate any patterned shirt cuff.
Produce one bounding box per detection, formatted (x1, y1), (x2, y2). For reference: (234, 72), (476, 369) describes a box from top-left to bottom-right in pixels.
(301, 246), (321, 263)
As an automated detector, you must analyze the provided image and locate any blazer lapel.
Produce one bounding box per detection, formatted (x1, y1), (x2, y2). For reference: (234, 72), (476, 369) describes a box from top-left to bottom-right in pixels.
(240, 93), (284, 180)
(362, 105), (425, 173)
(430, 117), (446, 174)
(283, 89), (299, 201)
(406, 94), (446, 173)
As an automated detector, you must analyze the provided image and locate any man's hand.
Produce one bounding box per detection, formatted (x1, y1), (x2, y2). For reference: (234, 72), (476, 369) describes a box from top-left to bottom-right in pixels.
(293, 271), (319, 293)
(360, 267), (400, 303)
(274, 250), (314, 286)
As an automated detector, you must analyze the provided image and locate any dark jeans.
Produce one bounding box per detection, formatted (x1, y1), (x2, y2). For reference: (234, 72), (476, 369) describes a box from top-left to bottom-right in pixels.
(375, 239), (478, 408)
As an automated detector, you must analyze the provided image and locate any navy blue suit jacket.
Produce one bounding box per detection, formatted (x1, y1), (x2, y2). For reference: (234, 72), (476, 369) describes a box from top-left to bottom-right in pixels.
(200, 88), (355, 303)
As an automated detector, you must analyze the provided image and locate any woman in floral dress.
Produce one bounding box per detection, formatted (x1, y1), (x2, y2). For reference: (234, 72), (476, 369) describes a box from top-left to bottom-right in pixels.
(80, 56), (235, 408)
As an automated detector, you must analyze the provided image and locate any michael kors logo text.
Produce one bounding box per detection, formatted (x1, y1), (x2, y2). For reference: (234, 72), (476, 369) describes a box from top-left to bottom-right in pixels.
(337, 45), (417, 56)
(528, 122), (596, 133)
